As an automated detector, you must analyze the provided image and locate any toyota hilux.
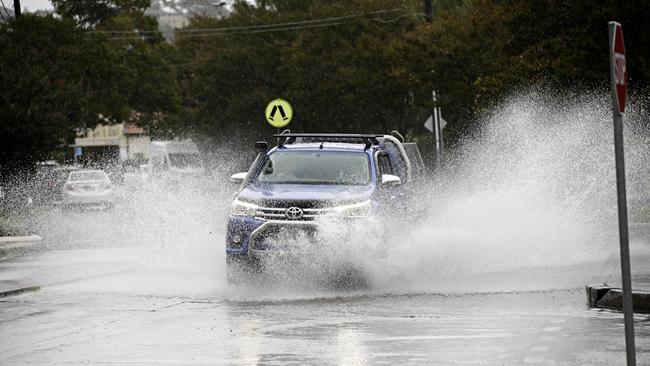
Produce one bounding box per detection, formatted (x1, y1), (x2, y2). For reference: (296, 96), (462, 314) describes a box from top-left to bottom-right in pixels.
(225, 132), (424, 284)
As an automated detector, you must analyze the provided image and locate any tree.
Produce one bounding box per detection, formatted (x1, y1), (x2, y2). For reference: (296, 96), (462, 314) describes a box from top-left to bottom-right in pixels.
(97, 12), (180, 126)
(394, 0), (516, 143)
(52, 0), (150, 28)
(0, 14), (179, 178)
(0, 15), (135, 177)
(394, 0), (650, 143)
(175, 0), (425, 145)
(505, 0), (650, 87)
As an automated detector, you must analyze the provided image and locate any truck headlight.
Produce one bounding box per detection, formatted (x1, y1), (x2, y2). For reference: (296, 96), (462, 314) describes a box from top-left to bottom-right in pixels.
(230, 199), (258, 217)
(330, 200), (371, 218)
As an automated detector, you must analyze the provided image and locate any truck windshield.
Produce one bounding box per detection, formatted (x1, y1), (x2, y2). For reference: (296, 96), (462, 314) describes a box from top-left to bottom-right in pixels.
(257, 151), (370, 185)
(168, 153), (202, 169)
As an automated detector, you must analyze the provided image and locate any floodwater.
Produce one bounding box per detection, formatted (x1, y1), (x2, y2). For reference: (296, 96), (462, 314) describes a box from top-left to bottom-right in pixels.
(1, 92), (650, 364)
(1, 224), (650, 365)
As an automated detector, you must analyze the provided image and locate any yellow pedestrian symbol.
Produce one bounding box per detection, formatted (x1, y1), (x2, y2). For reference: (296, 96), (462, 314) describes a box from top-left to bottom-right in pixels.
(265, 99), (293, 128)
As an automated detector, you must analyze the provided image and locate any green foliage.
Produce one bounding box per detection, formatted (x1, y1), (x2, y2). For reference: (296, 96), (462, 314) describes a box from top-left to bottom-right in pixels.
(0, 15), (127, 175)
(3, 0), (650, 175)
(0, 13), (179, 177)
(52, 0), (150, 28)
(172, 0), (650, 147)
(506, 0), (650, 86)
(176, 0), (426, 144)
(92, 8), (181, 132)
(95, 11), (180, 125)
(97, 10), (164, 44)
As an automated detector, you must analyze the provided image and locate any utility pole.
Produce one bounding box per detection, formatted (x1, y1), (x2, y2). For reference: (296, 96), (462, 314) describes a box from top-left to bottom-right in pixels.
(423, 0), (432, 23)
(13, 0), (20, 17)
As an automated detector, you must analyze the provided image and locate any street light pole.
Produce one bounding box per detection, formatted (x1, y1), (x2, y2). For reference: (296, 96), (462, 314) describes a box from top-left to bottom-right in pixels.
(13, 0), (20, 17)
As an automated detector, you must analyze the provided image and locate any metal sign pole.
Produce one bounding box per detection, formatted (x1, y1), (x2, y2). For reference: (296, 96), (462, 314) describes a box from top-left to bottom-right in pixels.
(432, 91), (441, 168)
(608, 21), (635, 366)
(436, 106), (445, 153)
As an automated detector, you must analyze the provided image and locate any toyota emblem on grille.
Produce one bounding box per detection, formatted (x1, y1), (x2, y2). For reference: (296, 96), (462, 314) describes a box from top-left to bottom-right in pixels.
(285, 206), (304, 220)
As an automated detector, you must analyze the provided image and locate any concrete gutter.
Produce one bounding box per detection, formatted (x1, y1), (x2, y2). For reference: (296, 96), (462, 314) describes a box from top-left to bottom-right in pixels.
(586, 285), (650, 313)
(0, 235), (42, 250)
(0, 235), (42, 244)
(0, 278), (40, 297)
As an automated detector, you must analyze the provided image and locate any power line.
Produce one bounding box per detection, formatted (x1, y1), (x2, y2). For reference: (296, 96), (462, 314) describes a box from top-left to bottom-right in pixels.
(109, 20), (351, 40)
(171, 0), (226, 4)
(100, 8), (407, 34)
(93, 8), (412, 35)
(99, 9), (420, 41)
(373, 12), (426, 24)
(151, 0), (227, 9)
(163, 12), (416, 68)
(158, 0), (226, 3)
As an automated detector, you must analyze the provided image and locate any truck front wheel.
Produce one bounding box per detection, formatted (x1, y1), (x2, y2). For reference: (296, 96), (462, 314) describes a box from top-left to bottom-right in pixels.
(226, 254), (260, 285)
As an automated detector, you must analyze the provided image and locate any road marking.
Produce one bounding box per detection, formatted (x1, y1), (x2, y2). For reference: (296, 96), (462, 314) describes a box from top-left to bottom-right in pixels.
(523, 356), (545, 363)
(367, 333), (515, 341)
(542, 326), (562, 332)
(530, 346), (550, 352)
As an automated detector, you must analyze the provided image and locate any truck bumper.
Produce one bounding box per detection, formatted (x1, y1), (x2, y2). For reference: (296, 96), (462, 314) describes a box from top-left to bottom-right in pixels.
(226, 216), (369, 257)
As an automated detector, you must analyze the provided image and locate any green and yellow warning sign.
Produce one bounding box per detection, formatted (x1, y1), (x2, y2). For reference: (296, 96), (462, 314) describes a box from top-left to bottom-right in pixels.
(265, 99), (293, 128)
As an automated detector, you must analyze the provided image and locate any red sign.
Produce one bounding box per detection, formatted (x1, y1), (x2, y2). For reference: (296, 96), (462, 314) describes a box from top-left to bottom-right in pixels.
(611, 23), (627, 113)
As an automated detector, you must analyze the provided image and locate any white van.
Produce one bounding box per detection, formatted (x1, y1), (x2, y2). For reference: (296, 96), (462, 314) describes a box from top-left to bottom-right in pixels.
(149, 140), (204, 176)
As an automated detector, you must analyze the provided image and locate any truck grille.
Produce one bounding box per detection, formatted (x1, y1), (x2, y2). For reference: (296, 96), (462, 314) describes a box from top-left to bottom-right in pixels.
(255, 206), (330, 221)
(251, 222), (319, 251)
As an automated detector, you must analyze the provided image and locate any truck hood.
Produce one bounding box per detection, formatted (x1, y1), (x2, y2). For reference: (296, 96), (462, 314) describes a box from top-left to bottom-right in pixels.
(238, 183), (374, 206)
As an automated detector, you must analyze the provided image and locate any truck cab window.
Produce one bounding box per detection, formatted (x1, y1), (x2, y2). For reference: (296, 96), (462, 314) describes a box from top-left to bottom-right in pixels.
(377, 153), (394, 176)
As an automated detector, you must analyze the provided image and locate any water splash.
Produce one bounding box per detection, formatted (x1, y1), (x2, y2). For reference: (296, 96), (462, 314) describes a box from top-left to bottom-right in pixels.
(359, 90), (649, 293)
(3, 89), (649, 298)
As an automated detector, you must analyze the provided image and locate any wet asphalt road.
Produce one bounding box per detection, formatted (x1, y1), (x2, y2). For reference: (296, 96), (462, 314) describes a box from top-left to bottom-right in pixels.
(1, 189), (650, 365)
(1, 273), (650, 365)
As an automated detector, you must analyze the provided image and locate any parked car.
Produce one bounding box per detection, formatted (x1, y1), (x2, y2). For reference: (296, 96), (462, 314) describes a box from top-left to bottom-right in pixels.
(225, 132), (423, 284)
(62, 170), (114, 208)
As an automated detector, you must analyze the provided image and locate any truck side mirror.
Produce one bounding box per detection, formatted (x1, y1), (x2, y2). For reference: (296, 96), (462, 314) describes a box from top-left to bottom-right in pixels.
(229, 172), (247, 184)
(255, 141), (269, 152)
(381, 174), (401, 186)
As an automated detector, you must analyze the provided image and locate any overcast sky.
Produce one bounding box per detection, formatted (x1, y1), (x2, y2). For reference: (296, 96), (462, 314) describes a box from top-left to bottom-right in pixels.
(18, 0), (53, 11)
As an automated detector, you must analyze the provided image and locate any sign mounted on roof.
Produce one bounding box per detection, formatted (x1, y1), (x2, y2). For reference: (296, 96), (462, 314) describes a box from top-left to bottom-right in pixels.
(265, 99), (293, 128)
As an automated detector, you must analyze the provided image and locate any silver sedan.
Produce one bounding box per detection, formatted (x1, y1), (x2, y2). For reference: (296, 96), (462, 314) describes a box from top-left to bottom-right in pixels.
(62, 170), (114, 208)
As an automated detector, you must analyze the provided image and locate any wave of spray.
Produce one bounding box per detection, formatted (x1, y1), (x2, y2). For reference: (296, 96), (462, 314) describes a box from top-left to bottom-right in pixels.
(4, 90), (648, 298)
(355, 89), (650, 293)
(1, 144), (255, 297)
(222, 90), (649, 296)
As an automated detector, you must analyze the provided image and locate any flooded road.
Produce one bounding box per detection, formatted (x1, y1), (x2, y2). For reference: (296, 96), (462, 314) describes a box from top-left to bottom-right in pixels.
(2, 96), (650, 364)
(0, 290), (638, 364)
(1, 264), (650, 365)
(1, 196), (649, 365)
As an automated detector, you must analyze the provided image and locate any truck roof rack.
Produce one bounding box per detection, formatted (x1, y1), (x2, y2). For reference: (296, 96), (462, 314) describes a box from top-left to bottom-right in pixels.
(273, 133), (383, 147)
